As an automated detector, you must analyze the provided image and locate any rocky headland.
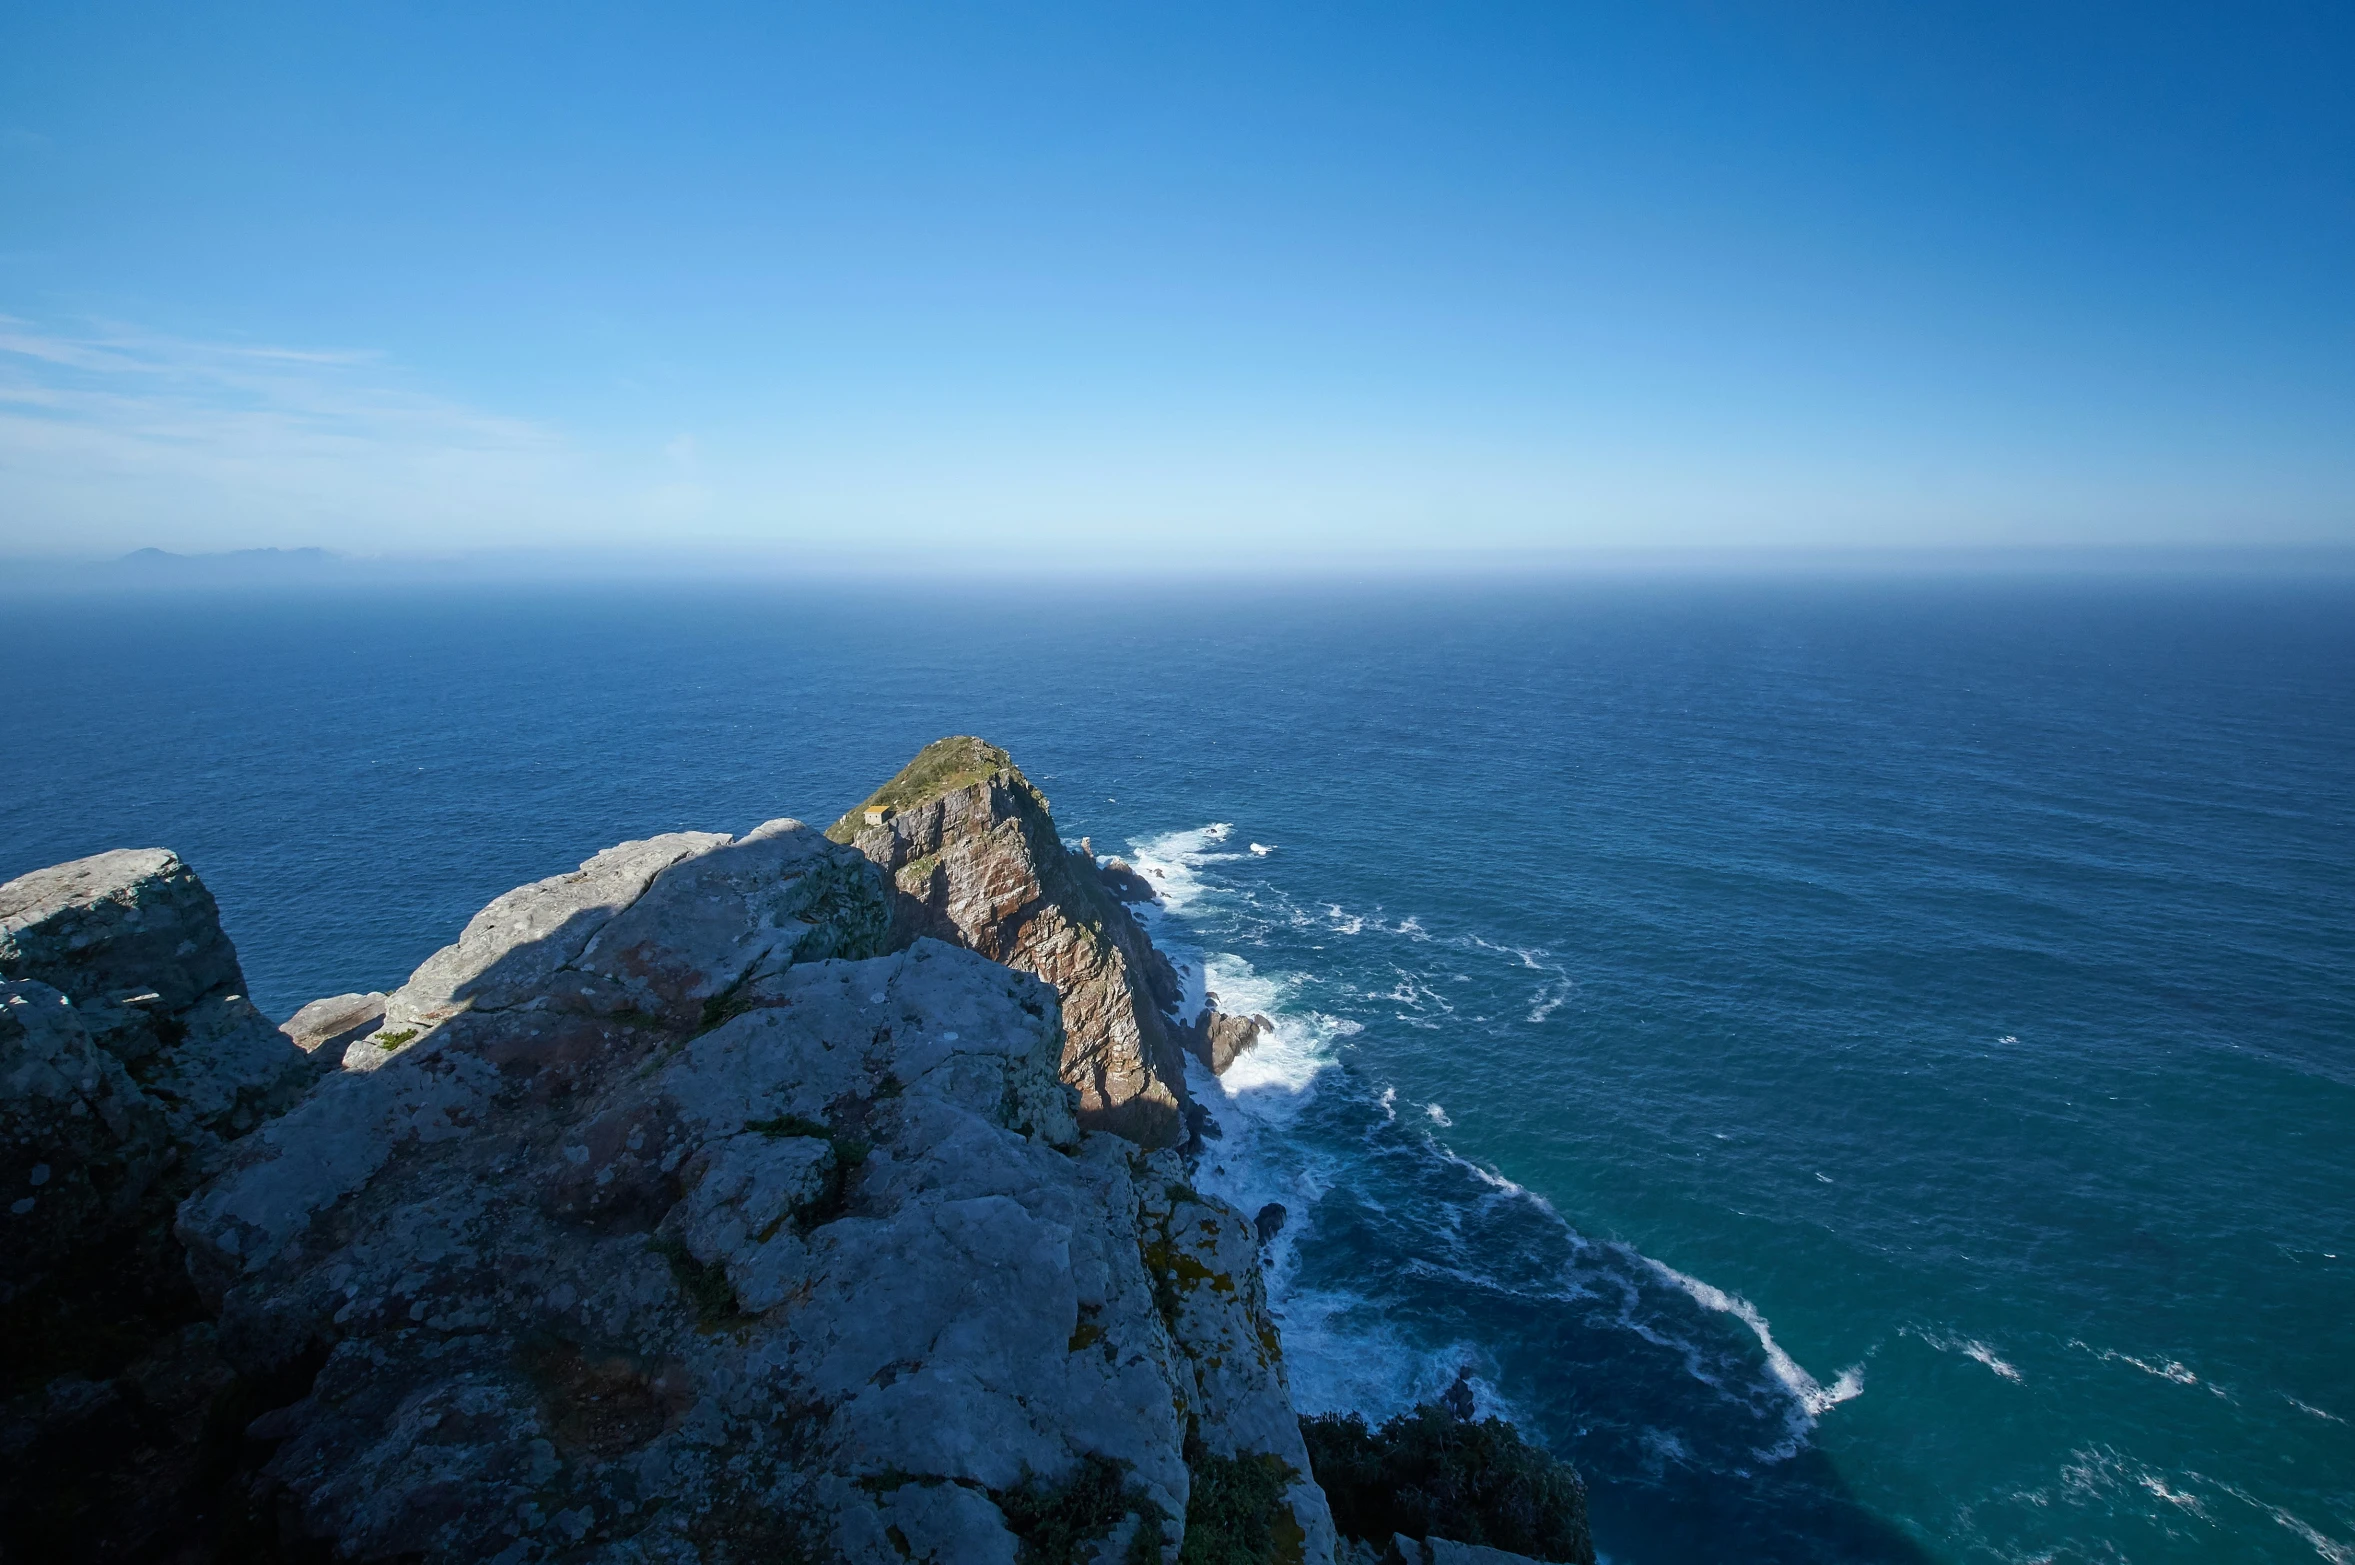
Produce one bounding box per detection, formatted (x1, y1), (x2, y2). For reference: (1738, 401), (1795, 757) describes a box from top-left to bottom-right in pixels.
(2, 738), (1592, 1565)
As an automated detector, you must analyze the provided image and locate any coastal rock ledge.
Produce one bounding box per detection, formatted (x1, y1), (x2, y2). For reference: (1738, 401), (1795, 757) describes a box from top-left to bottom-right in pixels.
(2, 737), (1593, 1565)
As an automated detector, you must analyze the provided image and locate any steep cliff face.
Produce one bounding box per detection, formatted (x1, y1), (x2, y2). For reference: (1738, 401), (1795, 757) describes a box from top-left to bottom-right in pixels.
(1, 850), (318, 1560)
(829, 738), (1194, 1148)
(1, 849), (316, 1313)
(177, 819), (1333, 1564)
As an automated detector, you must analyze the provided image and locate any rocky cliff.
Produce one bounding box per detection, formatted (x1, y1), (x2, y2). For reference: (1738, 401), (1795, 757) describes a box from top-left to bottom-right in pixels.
(827, 738), (1195, 1148)
(2, 750), (1588, 1565)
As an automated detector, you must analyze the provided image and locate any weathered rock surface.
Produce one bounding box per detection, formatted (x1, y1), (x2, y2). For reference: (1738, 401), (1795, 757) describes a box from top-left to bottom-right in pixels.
(1, 849), (314, 1151)
(281, 991), (387, 1065)
(829, 738), (1194, 1147)
(0, 977), (175, 1306)
(2, 850), (320, 1561)
(177, 816), (1334, 1563)
(1, 849), (316, 1310)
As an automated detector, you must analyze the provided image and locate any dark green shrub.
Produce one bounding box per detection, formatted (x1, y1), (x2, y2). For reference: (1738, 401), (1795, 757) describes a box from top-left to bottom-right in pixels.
(1300, 1405), (1593, 1564)
(999, 1454), (1152, 1565)
(1179, 1447), (1303, 1565)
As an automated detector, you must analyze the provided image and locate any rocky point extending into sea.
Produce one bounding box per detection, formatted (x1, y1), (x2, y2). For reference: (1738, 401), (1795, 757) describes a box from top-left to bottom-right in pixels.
(2, 737), (1593, 1565)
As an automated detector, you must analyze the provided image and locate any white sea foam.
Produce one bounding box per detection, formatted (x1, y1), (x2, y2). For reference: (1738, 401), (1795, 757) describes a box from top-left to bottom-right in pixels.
(1124, 822), (1245, 915)
(1643, 1257), (1865, 1423)
(1139, 817), (1862, 1479)
(1913, 1328), (2025, 1382)
(2283, 1393), (2345, 1424)
(2262, 1504), (2355, 1565)
(1249, 842), (1273, 855)
(2073, 1341), (2201, 1386)
(1964, 1341), (2024, 1382)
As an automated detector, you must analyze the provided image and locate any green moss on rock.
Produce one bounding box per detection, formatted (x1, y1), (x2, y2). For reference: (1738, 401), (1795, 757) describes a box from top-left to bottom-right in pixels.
(827, 735), (1037, 842)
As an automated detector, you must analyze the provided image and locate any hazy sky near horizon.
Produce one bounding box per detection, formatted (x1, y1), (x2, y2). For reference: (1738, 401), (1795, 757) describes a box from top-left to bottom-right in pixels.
(2, 3), (2351, 563)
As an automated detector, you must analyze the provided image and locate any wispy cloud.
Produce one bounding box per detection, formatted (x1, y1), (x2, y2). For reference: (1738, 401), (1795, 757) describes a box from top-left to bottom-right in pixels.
(0, 317), (592, 556)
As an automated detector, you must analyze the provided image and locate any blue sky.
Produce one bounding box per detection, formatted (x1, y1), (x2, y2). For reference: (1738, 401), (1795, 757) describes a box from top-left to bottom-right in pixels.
(2, 2), (2350, 563)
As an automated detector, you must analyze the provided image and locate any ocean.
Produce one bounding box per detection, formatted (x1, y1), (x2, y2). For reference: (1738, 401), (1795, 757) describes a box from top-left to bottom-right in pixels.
(5, 574), (2350, 1564)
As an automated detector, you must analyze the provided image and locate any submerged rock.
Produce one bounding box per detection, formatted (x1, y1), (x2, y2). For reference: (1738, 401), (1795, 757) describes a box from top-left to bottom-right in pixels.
(829, 737), (1195, 1147)
(177, 819), (1334, 1563)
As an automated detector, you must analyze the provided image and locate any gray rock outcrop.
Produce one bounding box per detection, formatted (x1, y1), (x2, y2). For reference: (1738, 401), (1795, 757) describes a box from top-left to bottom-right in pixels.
(1, 849), (314, 1151)
(828, 738), (1195, 1147)
(280, 991), (386, 1066)
(2, 849), (314, 1305)
(2, 849), (319, 1559)
(177, 819), (1335, 1563)
(0, 977), (175, 1306)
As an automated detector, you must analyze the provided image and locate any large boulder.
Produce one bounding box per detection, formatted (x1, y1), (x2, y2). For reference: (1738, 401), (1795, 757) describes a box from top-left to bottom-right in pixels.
(0, 849), (314, 1150)
(1, 848), (316, 1315)
(828, 738), (1193, 1147)
(177, 820), (1333, 1564)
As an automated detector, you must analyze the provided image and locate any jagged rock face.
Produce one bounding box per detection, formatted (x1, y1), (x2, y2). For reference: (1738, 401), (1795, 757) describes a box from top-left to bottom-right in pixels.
(830, 738), (1194, 1148)
(1, 850), (313, 1311)
(1191, 1009), (1273, 1075)
(0, 978), (176, 1306)
(178, 823), (1334, 1564)
(1098, 858), (1159, 905)
(0, 849), (313, 1147)
(2, 849), (322, 1559)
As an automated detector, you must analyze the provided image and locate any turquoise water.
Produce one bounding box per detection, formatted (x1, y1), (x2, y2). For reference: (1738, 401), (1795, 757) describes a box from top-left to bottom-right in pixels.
(4, 578), (2350, 1563)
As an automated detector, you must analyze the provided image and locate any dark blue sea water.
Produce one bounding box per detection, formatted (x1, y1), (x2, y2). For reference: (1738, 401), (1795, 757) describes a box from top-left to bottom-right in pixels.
(5, 576), (2351, 1565)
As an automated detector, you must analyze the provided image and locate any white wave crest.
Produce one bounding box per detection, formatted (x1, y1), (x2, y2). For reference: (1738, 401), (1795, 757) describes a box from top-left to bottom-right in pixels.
(1912, 1328), (2025, 1383)
(1644, 1257), (1865, 1422)
(2074, 1341), (2201, 1386)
